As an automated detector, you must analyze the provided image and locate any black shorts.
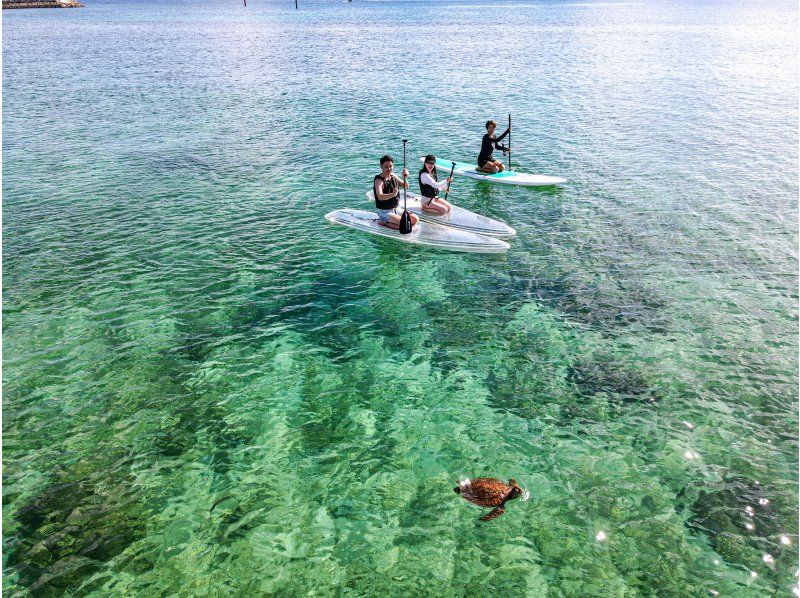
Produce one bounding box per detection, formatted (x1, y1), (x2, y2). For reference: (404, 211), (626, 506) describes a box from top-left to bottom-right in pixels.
(478, 156), (496, 168)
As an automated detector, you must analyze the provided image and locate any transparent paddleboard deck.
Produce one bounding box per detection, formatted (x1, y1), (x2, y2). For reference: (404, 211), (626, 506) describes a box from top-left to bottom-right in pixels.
(325, 209), (510, 254)
(424, 158), (566, 187)
(365, 191), (516, 239)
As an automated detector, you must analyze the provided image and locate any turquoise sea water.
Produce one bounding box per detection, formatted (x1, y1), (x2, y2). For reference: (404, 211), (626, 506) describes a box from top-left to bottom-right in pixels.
(3, 0), (798, 595)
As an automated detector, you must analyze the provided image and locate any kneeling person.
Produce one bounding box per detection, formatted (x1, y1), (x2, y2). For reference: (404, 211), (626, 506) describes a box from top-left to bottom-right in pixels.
(477, 119), (510, 173)
(373, 154), (418, 229)
(419, 154), (453, 215)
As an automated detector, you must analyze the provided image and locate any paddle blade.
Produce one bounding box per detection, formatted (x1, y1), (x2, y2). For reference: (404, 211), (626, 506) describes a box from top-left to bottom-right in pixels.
(399, 209), (413, 234)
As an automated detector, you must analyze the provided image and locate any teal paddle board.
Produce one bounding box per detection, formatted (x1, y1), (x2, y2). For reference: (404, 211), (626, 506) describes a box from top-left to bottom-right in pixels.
(422, 157), (566, 187)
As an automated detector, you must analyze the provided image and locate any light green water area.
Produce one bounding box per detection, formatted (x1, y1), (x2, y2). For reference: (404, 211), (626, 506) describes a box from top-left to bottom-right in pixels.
(3, 0), (798, 594)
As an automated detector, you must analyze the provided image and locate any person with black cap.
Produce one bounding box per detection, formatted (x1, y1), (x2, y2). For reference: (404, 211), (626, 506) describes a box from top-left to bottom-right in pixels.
(418, 155), (454, 215)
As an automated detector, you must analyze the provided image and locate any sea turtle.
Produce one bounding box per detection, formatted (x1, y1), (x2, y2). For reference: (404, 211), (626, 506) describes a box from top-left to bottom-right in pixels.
(454, 477), (522, 521)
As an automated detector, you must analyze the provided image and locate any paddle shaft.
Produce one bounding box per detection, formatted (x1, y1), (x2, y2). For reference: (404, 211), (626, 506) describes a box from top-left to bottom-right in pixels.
(398, 139), (413, 234)
(508, 113), (511, 171)
(444, 162), (456, 201)
(403, 140), (408, 210)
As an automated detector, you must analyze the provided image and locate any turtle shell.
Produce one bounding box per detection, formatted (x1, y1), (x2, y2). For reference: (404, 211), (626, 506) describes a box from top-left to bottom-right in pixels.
(457, 478), (512, 507)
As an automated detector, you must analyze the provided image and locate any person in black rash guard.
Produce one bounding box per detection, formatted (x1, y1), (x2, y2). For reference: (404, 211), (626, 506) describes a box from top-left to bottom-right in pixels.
(373, 154), (418, 230)
(477, 119), (511, 173)
(418, 154), (454, 215)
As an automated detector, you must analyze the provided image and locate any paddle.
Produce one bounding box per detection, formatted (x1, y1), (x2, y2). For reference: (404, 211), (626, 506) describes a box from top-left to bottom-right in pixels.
(507, 113), (512, 172)
(399, 139), (413, 234)
(444, 161), (456, 201)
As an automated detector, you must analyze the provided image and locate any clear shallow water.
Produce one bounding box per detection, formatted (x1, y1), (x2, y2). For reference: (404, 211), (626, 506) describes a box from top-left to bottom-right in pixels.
(3, 0), (798, 594)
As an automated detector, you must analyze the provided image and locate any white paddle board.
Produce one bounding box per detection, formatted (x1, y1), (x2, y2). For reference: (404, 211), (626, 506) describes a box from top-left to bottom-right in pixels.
(325, 209), (509, 254)
(366, 191), (516, 239)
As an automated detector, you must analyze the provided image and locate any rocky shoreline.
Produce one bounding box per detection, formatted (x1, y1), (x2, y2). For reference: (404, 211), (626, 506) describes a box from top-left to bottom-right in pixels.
(3, 0), (83, 7)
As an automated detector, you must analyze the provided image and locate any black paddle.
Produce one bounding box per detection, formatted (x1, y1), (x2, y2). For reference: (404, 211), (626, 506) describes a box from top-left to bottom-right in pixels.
(507, 113), (512, 172)
(444, 161), (456, 201)
(399, 139), (413, 234)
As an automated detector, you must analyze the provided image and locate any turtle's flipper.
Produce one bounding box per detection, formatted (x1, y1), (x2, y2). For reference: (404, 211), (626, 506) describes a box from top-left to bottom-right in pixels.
(480, 507), (505, 522)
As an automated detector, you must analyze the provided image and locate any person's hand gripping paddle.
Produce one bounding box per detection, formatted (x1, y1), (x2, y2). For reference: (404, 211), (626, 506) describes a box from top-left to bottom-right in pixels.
(399, 139), (413, 234)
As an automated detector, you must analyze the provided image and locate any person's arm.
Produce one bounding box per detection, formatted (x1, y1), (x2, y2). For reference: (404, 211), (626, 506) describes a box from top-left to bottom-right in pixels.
(492, 128), (510, 152)
(393, 173), (410, 189)
(375, 178), (397, 202)
(421, 172), (449, 190)
(492, 129), (509, 152)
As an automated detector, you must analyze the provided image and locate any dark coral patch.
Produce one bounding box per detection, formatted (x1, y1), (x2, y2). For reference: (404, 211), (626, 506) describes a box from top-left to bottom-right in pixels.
(567, 354), (662, 405)
(6, 477), (146, 593)
(677, 475), (791, 567)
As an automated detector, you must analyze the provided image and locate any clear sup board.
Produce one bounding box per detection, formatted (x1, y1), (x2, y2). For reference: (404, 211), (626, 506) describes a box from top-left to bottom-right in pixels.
(366, 191), (516, 239)
(325, 209), (510, 254)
